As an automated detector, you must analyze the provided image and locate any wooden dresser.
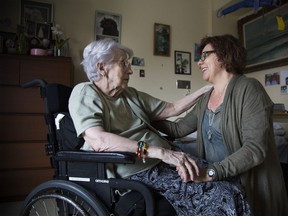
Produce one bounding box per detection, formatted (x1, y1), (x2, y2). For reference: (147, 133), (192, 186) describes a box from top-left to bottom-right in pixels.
(0, 54), (73, 201)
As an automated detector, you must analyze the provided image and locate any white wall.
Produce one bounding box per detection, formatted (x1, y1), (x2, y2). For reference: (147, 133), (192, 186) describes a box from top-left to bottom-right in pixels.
(45, 0), (210, 103)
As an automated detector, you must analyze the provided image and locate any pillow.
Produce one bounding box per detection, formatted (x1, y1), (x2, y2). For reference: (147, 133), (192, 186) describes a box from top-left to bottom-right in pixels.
(55, 112), (84, 150)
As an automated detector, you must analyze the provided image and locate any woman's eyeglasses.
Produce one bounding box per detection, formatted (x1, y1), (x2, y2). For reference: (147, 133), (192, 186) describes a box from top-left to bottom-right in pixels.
(110, 59), (131, 69)
(200, 50), (216, 61)
(119, 59), (131, 68)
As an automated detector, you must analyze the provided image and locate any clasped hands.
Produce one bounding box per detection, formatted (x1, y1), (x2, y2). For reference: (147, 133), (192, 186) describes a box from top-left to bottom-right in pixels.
(162, 149), (211, 183)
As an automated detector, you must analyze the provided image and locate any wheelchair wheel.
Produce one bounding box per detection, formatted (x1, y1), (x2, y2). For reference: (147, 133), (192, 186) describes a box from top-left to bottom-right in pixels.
(20, 180), (110, 216)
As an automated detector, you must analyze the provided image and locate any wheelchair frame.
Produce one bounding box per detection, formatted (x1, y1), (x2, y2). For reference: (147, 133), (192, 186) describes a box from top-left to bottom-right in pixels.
(19, 79), (175, 216)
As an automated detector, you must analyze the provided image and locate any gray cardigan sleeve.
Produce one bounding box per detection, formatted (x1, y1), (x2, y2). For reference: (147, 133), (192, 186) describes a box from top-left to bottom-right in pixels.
(152, 107), (198, 139)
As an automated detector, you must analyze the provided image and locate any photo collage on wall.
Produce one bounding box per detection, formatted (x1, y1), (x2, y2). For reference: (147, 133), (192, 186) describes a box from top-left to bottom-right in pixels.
(265, 70), (288, 94)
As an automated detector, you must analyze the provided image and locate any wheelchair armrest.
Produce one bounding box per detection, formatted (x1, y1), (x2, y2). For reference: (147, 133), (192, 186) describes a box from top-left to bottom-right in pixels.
(55, 151), (135, 164)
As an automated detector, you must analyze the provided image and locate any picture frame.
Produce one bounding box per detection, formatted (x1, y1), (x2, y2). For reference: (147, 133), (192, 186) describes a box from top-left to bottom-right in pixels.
(238, 3), (288, 73)
(95, 11), (121, 43)
(154, 23), (170, 56)
(0, 31), (17, 54)
(132, 57), (145, 66)
(175, 51), (191, 75)
(21, 0), (53, 24)
(21, 0), (53, 39)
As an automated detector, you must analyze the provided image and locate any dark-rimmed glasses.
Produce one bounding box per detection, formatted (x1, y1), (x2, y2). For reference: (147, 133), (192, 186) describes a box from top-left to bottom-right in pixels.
(200, 50), (216, 61)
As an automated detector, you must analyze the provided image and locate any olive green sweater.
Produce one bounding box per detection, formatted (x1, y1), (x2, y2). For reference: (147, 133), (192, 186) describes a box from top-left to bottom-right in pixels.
(154, 75), (288, 216)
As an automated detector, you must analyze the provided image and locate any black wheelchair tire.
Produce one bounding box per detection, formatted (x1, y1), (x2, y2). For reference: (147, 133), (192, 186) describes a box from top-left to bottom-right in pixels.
(19, 179), (110, 216)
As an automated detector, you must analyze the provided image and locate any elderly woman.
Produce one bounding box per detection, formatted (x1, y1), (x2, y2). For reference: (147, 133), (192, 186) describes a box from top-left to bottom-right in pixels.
(69, 38), (251, 215)
(153, 34), (288, 216)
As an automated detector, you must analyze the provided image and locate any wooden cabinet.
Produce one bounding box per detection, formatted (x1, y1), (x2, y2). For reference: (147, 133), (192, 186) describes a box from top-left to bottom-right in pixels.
(0, 54), (73, 201)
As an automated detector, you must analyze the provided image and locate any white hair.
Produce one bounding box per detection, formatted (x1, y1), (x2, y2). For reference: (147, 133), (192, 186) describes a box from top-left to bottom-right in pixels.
(81, 38), (134, 81)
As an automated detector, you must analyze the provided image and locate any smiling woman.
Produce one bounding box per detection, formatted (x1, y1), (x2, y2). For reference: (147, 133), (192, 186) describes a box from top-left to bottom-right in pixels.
(153, 34), (288, 216)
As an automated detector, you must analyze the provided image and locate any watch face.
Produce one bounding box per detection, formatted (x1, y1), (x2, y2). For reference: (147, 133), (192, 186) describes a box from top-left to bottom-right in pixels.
(208, 169), (215, 177)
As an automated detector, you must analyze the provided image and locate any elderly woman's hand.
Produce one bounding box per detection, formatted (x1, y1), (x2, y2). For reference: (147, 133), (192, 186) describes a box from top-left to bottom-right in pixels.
(161, 149), (199, 182)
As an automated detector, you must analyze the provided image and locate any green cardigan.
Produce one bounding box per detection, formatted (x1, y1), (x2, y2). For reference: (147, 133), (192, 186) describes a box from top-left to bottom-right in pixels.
(154, 75), (288, 216)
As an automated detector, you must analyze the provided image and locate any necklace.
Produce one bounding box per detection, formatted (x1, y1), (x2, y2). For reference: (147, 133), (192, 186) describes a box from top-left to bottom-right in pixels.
(207, 110), (215, 140)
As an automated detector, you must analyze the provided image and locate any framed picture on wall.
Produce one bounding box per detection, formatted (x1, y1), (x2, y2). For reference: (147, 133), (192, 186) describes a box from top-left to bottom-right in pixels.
(95, 11), (121, 43)
(21, 0), (53, 39)
(175, 51), (191, 75)
(21, 0), (53, 24)
(154, 23), (170, 56)
(238, 3), (288, 73)
(0, 31), (16, 54)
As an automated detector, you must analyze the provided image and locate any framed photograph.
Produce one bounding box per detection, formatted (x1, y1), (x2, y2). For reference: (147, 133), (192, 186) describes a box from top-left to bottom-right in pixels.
(175, 51), (191, 75)
(132, 57), (145, 66)
(95, 11), (121, 43)
(0, 31), (16, 54)
(21, 0), (53, 24)
(238, 3), (288, 73)
(21, 0), (53, 39)
(154, 23), (170, 56)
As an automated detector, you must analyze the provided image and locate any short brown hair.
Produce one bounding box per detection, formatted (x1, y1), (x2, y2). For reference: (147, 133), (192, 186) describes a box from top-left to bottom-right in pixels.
(197, 34), (247, 74)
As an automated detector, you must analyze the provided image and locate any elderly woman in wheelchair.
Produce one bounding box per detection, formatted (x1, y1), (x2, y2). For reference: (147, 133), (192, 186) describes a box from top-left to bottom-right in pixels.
(66, 38), (251, 215)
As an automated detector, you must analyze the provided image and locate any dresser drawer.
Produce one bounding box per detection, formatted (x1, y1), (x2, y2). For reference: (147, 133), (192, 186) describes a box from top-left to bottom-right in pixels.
(0, 115), (46, 141)
(20, 58), (72, 85)
(0, 86), (44, 113)
(0, 142), (50, 169)
(0, 57), (20, 85)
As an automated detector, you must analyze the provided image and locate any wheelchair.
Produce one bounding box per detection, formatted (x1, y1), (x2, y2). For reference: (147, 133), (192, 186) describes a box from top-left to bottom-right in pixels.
(19, 79), (176, 216)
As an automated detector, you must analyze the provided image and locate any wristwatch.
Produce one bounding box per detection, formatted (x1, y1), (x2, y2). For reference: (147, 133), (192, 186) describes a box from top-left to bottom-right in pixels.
(207, 168), (216, 178)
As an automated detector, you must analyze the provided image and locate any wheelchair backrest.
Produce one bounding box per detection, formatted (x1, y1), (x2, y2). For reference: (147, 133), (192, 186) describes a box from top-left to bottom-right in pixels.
(44, 83), (85, 153)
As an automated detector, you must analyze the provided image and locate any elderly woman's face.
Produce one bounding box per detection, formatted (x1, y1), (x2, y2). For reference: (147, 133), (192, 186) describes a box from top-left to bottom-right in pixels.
(103, 49), (133, 96)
